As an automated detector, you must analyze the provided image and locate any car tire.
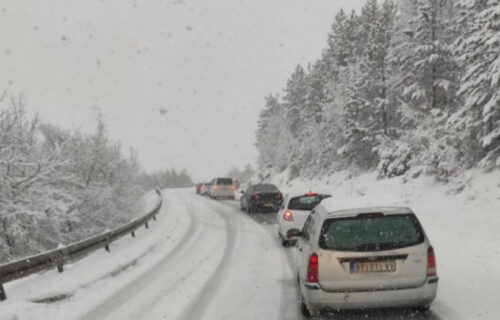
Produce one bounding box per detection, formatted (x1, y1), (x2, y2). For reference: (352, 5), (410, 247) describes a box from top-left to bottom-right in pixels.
(279, 233), (288, 247)
(281, 238), (289, 247)
(246, 203), (253, 214)
(414, 305), (430, 312)
(300, 296), (312, 318)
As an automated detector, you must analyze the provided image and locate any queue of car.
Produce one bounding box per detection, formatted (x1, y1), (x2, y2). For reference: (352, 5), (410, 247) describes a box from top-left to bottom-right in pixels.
(196, 179), (438, 317)
(196, 177), (236, 199)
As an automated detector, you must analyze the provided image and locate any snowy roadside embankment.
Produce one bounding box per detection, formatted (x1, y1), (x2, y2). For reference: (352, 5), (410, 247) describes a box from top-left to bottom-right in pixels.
(269, 169), (500, 320)
(0, 190), (169, 320)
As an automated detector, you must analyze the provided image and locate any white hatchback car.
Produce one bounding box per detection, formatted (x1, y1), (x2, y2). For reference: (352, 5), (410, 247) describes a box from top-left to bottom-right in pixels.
(276, 192), (330, 246)
(287, 200), (438, 317)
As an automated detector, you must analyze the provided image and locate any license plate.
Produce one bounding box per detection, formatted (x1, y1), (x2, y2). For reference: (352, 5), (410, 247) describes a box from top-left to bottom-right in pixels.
(350, 261), (396, 273)
(263, 203), (274, 207)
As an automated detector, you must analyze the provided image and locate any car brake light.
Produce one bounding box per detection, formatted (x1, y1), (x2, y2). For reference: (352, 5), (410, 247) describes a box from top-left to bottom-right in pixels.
(213, 185), (219, 191)
(357, 212), (384, 218)
(231, 185), (236, 191)
(276, 192), (283, 199)
(427, 247), (437, 277)
(251, 193), (259, 200)
(307, 253), (319, 283)
(305, 192), (317, 196)
(283, 210), (293, 222)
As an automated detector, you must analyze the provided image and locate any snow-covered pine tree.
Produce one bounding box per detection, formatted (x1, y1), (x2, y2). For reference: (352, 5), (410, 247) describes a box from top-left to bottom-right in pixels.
(256, 94), (293, 174)
(386, 0), (461, 179)
(452, 0), (500, 168)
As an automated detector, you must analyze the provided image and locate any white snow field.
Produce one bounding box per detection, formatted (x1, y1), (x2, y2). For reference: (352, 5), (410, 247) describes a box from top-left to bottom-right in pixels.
(0, 170), (499, 320)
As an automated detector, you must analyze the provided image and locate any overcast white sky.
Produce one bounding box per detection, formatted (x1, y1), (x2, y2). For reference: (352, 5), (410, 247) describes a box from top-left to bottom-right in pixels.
(0, 0), (365, 181)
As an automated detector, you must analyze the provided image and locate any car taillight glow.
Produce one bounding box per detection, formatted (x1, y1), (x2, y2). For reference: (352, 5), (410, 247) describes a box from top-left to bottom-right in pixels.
(231, 185), (236, 191)
(276, 192), (283, 199)
(251, 193), (259, 200)
(305, 192), (317, 196)
(307, 253), (319, 283)
(213, 185), (219, 191)
(283, 210), (293, 222)
(427, 247), (437, 277)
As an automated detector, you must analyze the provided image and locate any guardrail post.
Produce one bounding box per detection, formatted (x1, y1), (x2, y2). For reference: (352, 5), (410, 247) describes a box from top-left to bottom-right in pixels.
(145, 222), (149, 229)
(57, 263), (64, 273)
(131, 230), (135, 237)
(0, 283), (6, 301)
(105, 243), (110, 252)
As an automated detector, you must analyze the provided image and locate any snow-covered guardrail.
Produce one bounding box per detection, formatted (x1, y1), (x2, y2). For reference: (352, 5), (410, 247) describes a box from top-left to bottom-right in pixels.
(0, 189), (163, 301)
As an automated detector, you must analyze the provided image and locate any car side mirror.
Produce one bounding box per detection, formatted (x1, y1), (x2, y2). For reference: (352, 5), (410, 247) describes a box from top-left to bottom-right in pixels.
(286, 228), (303, 239)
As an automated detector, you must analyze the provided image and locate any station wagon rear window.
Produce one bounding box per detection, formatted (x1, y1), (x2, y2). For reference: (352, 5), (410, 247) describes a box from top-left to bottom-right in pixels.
(216, 178), (233, 185)
(319, 214), (424, 251)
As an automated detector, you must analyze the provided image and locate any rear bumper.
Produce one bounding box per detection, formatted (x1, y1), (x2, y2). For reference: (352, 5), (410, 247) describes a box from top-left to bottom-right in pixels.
(252, 200), (281, 209)
(302, 278), (438, 311)
(211, 190), (234, 198)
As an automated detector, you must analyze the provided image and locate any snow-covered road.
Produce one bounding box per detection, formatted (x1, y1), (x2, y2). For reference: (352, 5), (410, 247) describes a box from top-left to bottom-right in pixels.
(0, 188), (461, 319)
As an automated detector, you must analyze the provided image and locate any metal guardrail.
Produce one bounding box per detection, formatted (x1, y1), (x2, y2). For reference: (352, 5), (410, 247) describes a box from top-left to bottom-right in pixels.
(0, 189), (163, 301)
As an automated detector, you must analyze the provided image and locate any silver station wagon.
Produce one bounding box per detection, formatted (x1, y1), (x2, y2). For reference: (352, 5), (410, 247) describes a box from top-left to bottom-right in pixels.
(287, 199), (438, 317)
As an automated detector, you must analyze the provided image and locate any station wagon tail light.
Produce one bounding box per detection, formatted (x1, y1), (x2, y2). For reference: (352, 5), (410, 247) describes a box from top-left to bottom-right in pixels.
(283, 210), (293, 222)
(307, 253), (319, 283)
(213, 185), (219, 191)
(427, 247), (437, 277)
(276, 192), (283, 199)
(251, 193), (259, 200)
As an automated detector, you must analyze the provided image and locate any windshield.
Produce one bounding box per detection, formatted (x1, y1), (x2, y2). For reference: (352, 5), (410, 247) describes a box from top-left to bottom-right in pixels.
(319, 214), (424, 251)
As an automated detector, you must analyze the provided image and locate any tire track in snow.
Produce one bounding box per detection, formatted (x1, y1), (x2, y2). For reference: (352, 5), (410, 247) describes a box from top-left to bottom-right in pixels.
(79, 195), (200, 320)
(219, 200), (300, 320)
(179, 198), (238, 320)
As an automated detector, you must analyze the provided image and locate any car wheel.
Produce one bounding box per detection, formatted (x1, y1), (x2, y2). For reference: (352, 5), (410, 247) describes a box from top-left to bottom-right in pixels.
(279, 233), (288, 247)
(414, 305), (430, 312)
(281, 238), (289, 247)
(300, 295), (312, 318)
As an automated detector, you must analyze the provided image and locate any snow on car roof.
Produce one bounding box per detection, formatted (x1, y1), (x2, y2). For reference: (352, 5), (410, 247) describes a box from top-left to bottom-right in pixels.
(318, 197), (412, 217)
